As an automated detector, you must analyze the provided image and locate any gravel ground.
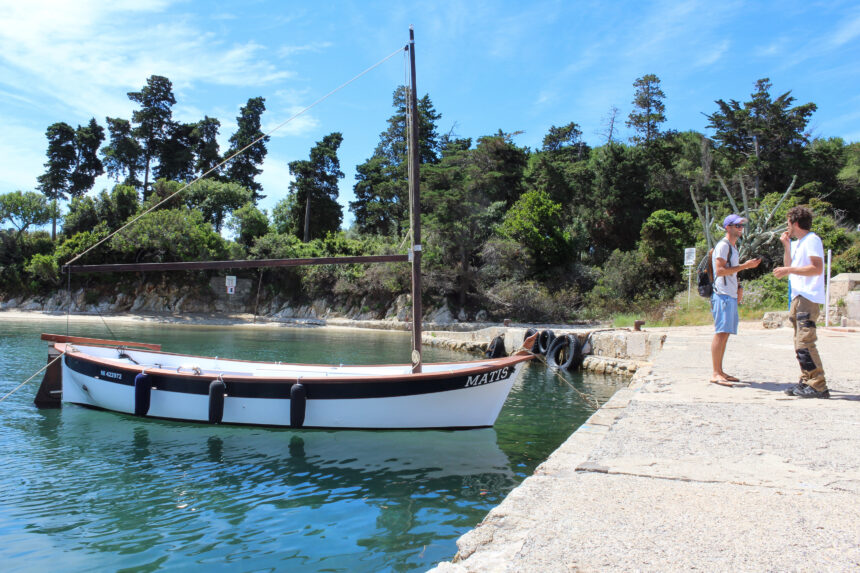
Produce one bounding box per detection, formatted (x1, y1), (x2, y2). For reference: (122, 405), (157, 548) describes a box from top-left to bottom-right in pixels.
(431, 324), (860, 572)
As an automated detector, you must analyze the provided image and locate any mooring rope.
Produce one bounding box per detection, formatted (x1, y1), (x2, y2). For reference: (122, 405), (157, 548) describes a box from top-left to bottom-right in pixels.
(64, 44), (407, 268)
(531, 352), (602, 410)
(0, 351), (65, 405)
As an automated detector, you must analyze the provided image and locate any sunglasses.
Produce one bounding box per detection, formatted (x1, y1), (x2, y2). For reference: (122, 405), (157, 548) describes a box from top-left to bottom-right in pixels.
(730, 223), (746, 228)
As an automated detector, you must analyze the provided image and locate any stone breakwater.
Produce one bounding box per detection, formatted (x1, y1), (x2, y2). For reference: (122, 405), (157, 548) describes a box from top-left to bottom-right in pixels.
(422, 327), (666, 376)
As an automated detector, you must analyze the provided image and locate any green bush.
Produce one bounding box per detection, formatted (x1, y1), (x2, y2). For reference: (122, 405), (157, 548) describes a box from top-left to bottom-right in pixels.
(741, 274), (790, 310)
(584, 249), (675, 315)
(25, 253), (59, 285)
(832, 242), (860, 274)
(482, 279), (580, 323)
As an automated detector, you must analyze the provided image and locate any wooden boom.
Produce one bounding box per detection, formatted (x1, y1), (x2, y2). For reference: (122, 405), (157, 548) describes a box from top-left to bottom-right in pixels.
(41, 333), (162, 351)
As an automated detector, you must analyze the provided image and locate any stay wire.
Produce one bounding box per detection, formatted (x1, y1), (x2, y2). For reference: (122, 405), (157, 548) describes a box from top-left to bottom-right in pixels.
(0, 351), (66, 405)
(64, 44), (407, 269)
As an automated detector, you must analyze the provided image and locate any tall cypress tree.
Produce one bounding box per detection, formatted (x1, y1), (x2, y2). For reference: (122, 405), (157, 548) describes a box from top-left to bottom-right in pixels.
(283, 132), (344, 241)
(627, 74), (666, 145)
(225, 97), (269, 202)
(36, 122), (76, 239)
(70, 118), (105, 196)
(128, 75), (176, 199)
(706, 78), (817, 198)
(350, 86), (440, 236)
(101, 117), (143, 189)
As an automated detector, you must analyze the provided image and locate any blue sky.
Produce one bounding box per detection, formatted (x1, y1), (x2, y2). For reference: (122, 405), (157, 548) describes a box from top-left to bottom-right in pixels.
(1, 0), (858, 226)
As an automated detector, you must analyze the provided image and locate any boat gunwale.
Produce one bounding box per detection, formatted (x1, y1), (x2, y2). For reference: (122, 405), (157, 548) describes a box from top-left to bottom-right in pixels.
(54, 342), (534, 385)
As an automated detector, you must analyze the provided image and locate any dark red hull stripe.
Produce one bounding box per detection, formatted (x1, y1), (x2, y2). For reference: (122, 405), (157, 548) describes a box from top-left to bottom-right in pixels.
(64, 355), (517, 399)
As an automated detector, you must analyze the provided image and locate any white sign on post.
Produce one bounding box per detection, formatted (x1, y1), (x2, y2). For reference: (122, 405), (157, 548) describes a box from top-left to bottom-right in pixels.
(226, 275), (236, 295)
(684, 248), (696, 306)
(684, 247), (697, 266)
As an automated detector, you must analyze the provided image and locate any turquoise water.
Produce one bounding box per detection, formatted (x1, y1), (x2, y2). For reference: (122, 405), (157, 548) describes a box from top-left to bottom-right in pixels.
(0, 318), (625, 572)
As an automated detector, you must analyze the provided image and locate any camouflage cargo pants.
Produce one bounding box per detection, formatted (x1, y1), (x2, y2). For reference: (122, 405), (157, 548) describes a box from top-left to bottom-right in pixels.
(788, 295), (827, 391)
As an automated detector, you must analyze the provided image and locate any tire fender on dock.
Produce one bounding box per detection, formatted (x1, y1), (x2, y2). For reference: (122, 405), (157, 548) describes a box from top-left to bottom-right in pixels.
(546, 334), (580, 370)
(536, 330), (556, 355)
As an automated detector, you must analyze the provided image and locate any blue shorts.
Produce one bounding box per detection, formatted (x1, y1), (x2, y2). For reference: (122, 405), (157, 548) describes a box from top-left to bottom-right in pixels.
(711, 293), (739, 334)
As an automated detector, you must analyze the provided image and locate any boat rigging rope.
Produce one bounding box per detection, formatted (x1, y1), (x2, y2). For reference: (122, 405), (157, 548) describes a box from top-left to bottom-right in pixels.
(531, 353), (602, 410)
(0, 351), (66, 405)
(63, 44), (408, 269)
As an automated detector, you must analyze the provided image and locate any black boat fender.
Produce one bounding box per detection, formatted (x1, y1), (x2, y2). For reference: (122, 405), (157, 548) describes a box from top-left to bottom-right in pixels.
(208, 379), (226, 424)
(134, 372), (151, 416)
(547, 334), (580, 370)
(536, 330), (555, 355)
(290, 383), (307, 428)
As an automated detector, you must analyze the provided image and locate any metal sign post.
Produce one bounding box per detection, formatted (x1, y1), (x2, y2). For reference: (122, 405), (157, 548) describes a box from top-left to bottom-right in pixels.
(684, 248), (696, 306)
(824, 249), (832, 326)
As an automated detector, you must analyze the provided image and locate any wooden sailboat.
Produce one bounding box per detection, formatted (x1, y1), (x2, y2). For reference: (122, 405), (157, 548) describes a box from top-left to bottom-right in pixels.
(38, 28), (535, 430)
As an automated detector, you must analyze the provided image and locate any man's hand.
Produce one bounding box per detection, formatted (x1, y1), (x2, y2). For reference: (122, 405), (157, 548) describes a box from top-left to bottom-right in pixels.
(780, 231), (791, 249)
(744, 257), (762, 270)
(773, 266), (791, 279)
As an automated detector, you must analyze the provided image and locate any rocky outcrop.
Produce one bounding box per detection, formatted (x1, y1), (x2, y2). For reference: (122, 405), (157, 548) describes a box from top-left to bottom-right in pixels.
(762, 311), (788, 329)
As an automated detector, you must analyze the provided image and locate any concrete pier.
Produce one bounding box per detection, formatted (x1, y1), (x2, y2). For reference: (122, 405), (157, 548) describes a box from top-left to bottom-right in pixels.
(431, 324), (860, 572)
(422, 326), (665, 375)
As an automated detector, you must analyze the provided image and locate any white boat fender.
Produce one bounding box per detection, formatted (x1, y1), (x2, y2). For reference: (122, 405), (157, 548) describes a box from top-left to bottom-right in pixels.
(134, 371), (151, 416)
(208, 378), (227, 424)
(290, 383), (307, 429)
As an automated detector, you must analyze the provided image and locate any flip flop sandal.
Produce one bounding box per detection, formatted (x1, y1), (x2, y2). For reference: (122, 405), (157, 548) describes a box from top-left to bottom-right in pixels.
(709, 378), (734, 387)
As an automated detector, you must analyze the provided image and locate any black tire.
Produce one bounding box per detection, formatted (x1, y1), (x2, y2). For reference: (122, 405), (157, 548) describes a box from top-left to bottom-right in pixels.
(485, 335), (507, 358)
(524, 328), (538, 339)
(547, 334), (579, 370)
(536, 330), (555, 355)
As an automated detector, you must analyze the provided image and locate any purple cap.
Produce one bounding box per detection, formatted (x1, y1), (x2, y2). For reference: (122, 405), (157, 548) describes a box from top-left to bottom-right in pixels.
(723, 214), (747, 228)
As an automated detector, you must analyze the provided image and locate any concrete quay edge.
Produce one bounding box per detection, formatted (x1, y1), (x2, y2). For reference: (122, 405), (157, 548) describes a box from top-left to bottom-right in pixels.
(430, 324), (860, 572)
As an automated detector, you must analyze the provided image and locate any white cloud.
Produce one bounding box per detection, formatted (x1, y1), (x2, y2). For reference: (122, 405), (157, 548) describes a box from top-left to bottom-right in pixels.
(695, 40), (730, 67)
(278, 42), (333, 58)
(830, 12), (860, 47)
(257, 156), (295, 212)
(754, 39), (788, 58)
(0, 119), (49, 192)
(263, 108), (320, 138)
(0, 0), (296, 122)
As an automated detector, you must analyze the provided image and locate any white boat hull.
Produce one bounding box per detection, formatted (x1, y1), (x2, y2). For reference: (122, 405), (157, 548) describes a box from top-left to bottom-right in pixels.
(56, 341), (532, 429)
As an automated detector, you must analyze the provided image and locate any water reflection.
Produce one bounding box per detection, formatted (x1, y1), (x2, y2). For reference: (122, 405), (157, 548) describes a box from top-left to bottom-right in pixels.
(8, 406), (515, 571)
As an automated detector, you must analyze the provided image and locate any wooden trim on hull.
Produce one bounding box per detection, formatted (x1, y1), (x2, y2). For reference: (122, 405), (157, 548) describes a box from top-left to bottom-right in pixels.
(42, 333), (161, 351)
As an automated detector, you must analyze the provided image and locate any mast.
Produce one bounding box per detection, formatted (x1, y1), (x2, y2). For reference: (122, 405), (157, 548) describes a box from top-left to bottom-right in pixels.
(407, 26), (423, 373)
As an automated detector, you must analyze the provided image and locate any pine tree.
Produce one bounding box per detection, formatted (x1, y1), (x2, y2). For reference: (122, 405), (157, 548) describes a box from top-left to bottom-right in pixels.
(225, 97), (269, 202)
